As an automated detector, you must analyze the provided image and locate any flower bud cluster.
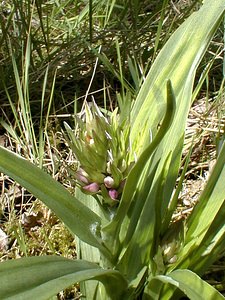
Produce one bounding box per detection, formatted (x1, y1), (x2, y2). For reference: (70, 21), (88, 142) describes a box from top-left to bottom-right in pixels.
(65, 101), (134, 206)
(160, 219), (185, 265)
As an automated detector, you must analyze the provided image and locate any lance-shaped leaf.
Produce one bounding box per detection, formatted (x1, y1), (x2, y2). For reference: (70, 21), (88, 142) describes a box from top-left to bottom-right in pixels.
(169, 140), (225, 275)
(103, 0), (225, 260)
(124, 0), (225, 249)
(145, 269), (224, 300)
(102, 80), (176, 257)
(128, 0), (225, 226)
(0, 146), (111, 260)
(130, 0), (225, 156)
(0, 256), (128, 300)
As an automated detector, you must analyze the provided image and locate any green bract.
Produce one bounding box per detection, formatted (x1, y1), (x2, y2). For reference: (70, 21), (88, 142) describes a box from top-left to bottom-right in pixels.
(64, 101), (134, 206)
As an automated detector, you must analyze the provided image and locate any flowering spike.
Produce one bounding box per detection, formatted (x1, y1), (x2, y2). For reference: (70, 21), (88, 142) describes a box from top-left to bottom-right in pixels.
(64, 101), (135, 206)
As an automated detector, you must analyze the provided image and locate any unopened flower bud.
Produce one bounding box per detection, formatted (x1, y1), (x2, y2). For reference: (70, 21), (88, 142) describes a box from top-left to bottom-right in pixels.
(108, 189), (118, 200)
(104, 176), (114, 188)
(82, 182), (100, 193)
(76, 173), (89, 184)
(168, 255), (177, 264)
(75, 168), (89, 184)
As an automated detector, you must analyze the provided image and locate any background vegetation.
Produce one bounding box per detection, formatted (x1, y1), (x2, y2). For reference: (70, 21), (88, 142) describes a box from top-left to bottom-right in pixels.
(0, 0), (224, 299)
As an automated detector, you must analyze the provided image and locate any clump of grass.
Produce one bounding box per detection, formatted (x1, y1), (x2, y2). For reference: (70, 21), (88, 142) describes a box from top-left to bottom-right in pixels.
(0, 1), (201, 114)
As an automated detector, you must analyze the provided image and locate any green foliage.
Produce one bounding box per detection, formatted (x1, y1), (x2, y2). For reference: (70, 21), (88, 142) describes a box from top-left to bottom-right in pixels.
(0, 146), (112, 259)
(146, 269), (224, 300)
(0, 256), (128, 300)
(0, 1), (225, 300)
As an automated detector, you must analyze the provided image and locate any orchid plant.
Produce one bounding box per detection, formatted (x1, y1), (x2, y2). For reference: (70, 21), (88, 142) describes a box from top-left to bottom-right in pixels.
(0, 1), (225, 299)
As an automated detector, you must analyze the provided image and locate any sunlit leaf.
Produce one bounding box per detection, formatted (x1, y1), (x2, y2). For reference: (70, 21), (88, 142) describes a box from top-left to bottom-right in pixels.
(0, 146), (111, 260)
(0, 256), (128, 300)
(171, 141), (225, 274)
(147, 269), (224, 300)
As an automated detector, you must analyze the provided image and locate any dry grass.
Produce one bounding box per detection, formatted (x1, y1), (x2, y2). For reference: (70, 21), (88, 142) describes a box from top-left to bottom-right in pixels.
(175, 93), (225, 215)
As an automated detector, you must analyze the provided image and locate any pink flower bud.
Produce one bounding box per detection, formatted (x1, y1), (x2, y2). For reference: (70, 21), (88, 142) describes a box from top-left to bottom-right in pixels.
(76, 173), (89, 184)
(82, 182), (100, 193)
(108, 189), (118, 200)
(104, 176), (114, 188)
(75, 168), (89, 184)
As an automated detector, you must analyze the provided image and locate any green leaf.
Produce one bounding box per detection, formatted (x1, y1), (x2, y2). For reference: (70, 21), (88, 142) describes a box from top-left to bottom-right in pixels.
(110, 0), (225, 278)
(75, 189), (105, 299)
(147, 269), (225, 300)
(120, 5), (225, 270)
(130, 0), (225, 156)
(102, 81), (176, 256)
(115, 150), (177, 281)
(127, 2), (225, 237)
(186, 140), (225, 240)
(161, 141), (192, 235)
(0, 146), (111, 259)
(171, 140), (225, 274)
(0, 256), (128, 300)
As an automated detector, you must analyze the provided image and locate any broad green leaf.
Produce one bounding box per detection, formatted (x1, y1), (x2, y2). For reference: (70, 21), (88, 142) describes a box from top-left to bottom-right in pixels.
(75, 189), (102, 300)
(0, 256), (128, 300)
(112, 0), (225, 277)
(102, 81), (176, 256)
(171, 140), (225, 274)
(147, 269), (225, 300)
(0, 146), (111, 260)
(123, 3), (225, 268)
(186, 140), (225, 240)
(105, 0), (225, 247)
(161, 141), (192, 234)
(127, 0), (225, 226)
(130, 0), (225, 155)
(115, 156), (169, 281)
